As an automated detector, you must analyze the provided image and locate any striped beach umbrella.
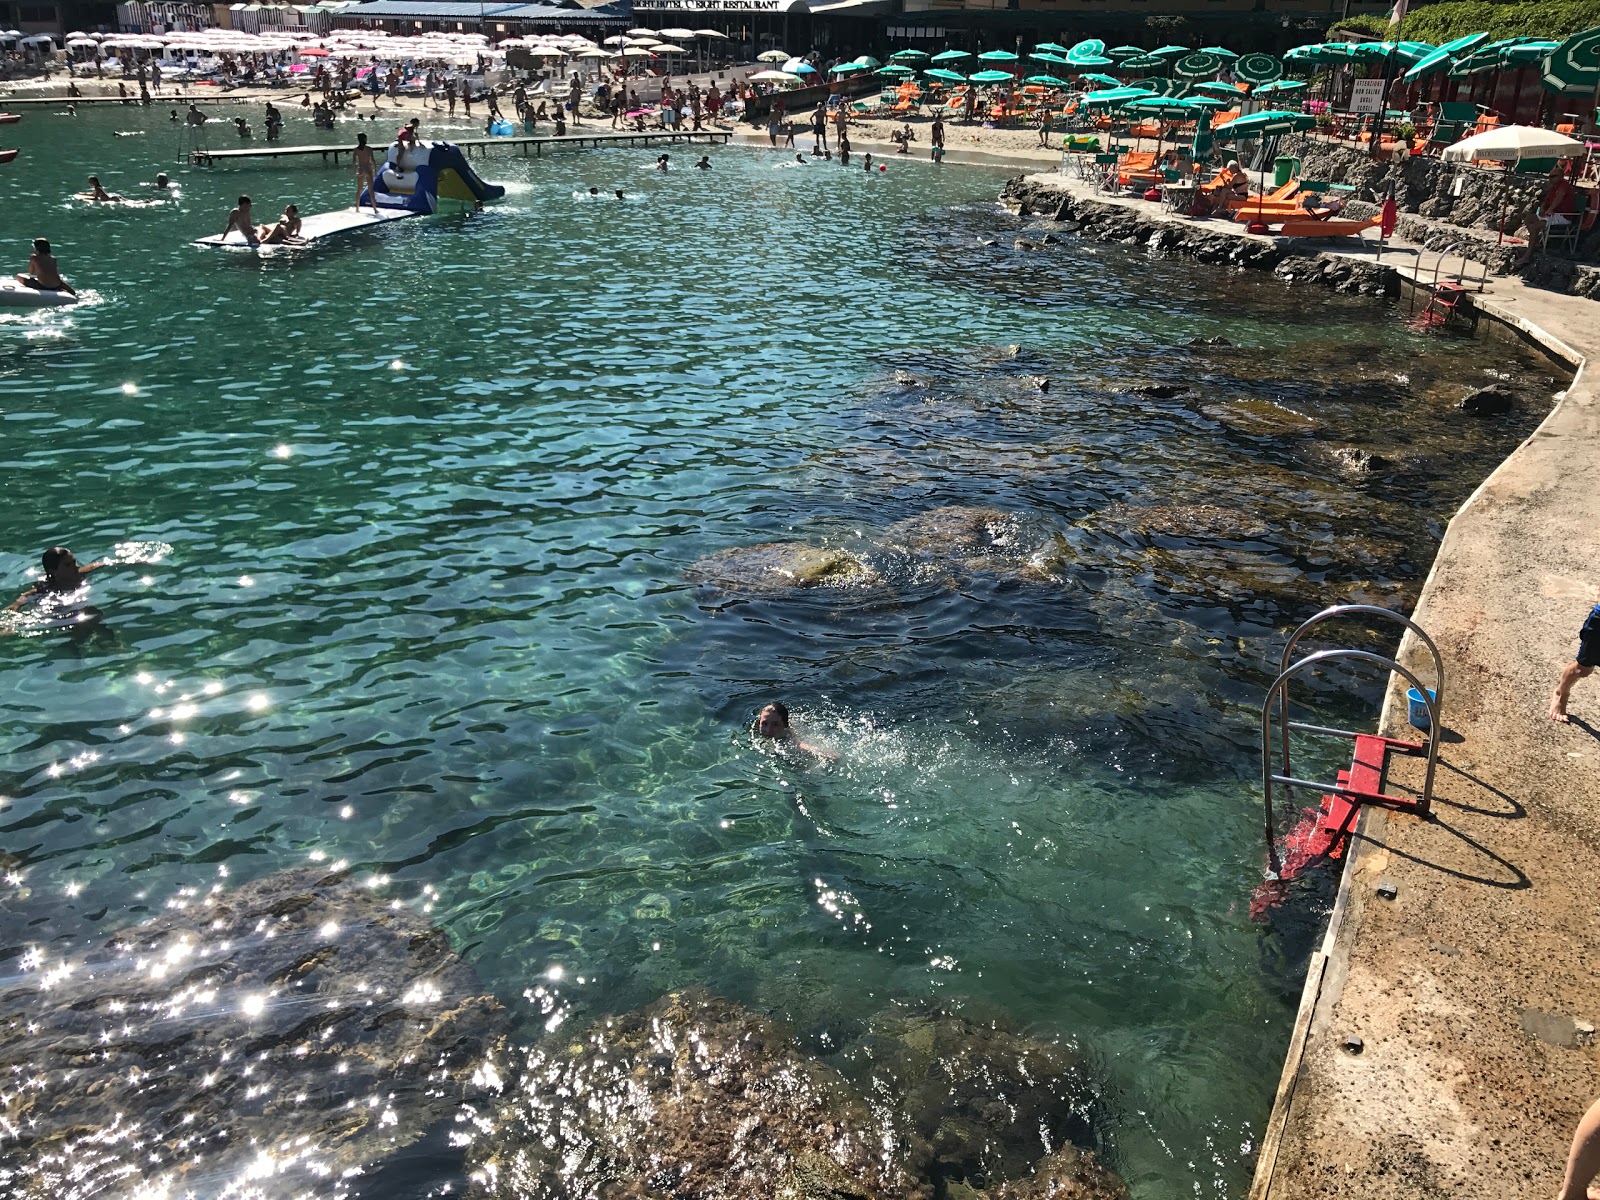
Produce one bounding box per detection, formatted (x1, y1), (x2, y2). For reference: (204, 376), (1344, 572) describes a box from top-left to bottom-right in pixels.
(1024, 73), (1072, 86)
(1213, 109), (1315, 138)
(930, 49), (971, 63)
(1107, 45), (1147, 60)
(1067, 38), (1105, 58)
(1118, 54), (1167, 73)
(1079, 72), (1121, 87)
(1252, 79), (1306, 96)
(1081, 85), (1156, 107)
(1401, 32), (1486, 83)
(1234, 52), (1283, 84)
(1193, 80), (1245, 97)
(889, 48), (930, 63)
(1198, 46), (1239, 59)
(1066, 40), (1112, 67)
(1035, 42), (1071, 55)
(1543, 26), (1600, 95)
(1173, 51), (1226, 78)
(1150, 45), (1189, 58)
(1030, 51), (1071, 67)
(977, 49), (1018, 62)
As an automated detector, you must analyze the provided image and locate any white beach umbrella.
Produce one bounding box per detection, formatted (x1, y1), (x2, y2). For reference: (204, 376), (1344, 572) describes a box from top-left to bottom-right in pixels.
(617, 47), (655, 57)
(1441, 124), (1587, 163)
(626, 37), (659, 46)
(695, 29), (728, 38)
(757, 48), (788, 62)
(626, 27), (656, 36)
(749, 69), (798, 82)
(575, 48), (613, 59)
(657, 27), (695, 39)
(602, 35), (628, 46)
(651, 43), (686, 53)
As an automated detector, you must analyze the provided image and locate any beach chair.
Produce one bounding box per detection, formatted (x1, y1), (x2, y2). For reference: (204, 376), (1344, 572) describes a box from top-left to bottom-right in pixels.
(1275, 216), (1381, 239)
(1431, 102), (1476, 146)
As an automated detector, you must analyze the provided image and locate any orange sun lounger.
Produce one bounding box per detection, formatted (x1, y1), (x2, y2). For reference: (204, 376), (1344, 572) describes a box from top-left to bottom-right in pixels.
(1275, 216), (1382, 239)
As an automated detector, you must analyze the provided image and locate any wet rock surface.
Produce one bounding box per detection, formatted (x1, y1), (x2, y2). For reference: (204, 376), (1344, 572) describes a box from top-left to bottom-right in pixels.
(687, 541), (881, 594)
(1095, 504), (1272, 543)
(467, 988), (935, 1200)
(1459, 385), (1517, 416)
(0, 867), (505, 1200)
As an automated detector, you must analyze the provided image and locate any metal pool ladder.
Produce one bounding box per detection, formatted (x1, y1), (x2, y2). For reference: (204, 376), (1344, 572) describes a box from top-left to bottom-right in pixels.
(1259, 605), (1445, 877)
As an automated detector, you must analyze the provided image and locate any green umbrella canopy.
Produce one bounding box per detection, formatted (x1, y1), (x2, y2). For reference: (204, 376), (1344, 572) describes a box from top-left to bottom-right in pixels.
(1234, 51), (1283, 83)
(968, 69), (1016, 83)
(889, 48), (930, 62)
(1213, 109), (1315, 138)
(827, 61), (864, 73)
(1106, 45), (1146, 60)
(1030, 51), (1072, 67)
(977, 49), (1018, 61)
(1034, 42), (1071, 55)
(1124, 95), (1223, 117)
(1401, 35), (1487, 82)
(1173, 51), (1226, 78)
(1499, 39), (1558, 64)
(853, 55), (881, 67)
(876, 64), (916, 76)
(1118, 54), (1168, 72)
(1252, 78), (1306, 95)
(1347, 41), (1400, 62)
(1438, 32), (1489, 53)
(1543, 25), (1600, 95)
(1068, 38), (1105, 57)
(1024, 73), (1071, 86)
(930, 49), (971, 63)
(1450, 48), (1500, 77)
(1150, 45), (1189, 57)
(1079, 72), (1121, 86)
(1194, 80), (1244, 96)
(1198, 46), (1238, 58)
(1069, 54), (1114, 67)
(924, 67), (967, 82)
(1081, 85), (1156, 106)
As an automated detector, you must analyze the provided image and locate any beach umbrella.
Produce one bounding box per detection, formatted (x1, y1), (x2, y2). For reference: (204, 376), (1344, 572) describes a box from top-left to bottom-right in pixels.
(1035, 42), (1071, 55)
(1402, 44), (1461, 82)
(652, 43), (686, 53)
(1068, 38), (1105, 56)
(1066, 42), (1112, 67)
(1118, 54), (1167, 73)
(876, 64), (915, 77)
(782, 58), (817, 74)
(1124, 95), (1219, 116)
(931, 49), (970, 63)
(1173, 51), (1226, 78)
(757, 49), (788, 62)
(1499, 40), (1558, 65)
(574, 48), (613, 59)
(1081, 85), (1156, 106)
(626, 27), (656, 36)
(977, 49), (1018, 62)
(1198, 47), (1239, 59)
(925, 67), (967, 83)
(968, 69), (1015, 83)
(1194, 80), (1244, 96)
(603, 35), (630, 46)
(853, 55), (881, 67)
(1080, 72), (1121, 87)
(1543, 26), (1600, 94)
(1213, 109), (1315, 138)
(695, 29), (727, 38)
(1107, 45), (1146, 60)
(1030, 51), (1071, 67)
(749, 69), (799, 83)
(1442, 124), (1587, 162)
(1150, 45), (1189, 58)
(890, 48), (930, 62)
(1025, 73), (1072, 87)
(1234, 52), (1283, 84)
(1192, 117), (1216, 165)
(828, 60), (865, 73)
(1252, 79), (1306, 96)
(1450, 49), (1501, 78)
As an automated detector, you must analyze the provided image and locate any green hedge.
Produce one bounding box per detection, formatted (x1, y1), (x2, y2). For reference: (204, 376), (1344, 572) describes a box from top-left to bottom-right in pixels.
(1330, 1), (1600, 43)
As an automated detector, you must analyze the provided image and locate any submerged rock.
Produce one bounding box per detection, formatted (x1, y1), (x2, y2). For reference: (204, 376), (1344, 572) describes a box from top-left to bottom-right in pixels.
(1326, 446), (1393, 475)
(687, 542), (880, 594)
(884, 506), (1017, 555)
(0, 867), (505, 1200)
(1097, 504), (1272, 543)
(1458, 384), (1516, 416)
(988, 1146), (1131, 1199)
(846, 1007), (1097, 1191)
(468, 988), (934, 1200)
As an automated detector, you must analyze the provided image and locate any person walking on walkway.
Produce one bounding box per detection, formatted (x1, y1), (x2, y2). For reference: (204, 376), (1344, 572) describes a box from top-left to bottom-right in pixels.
(1549, 599), (1600, 721)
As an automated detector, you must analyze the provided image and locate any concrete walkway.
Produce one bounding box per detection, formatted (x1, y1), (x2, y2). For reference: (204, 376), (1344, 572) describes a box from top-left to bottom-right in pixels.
(996, 166), (1600, 1200)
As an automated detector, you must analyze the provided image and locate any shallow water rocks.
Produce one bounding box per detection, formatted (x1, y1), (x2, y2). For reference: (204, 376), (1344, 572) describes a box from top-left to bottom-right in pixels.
(884, 506), (1015, 555)
(1458, 385), (1516, 416)
(687, 541), (880, 594)
(0, 867), (505, 1200)
(988, 1146), (1131, 1200)
(1097, 503), (1271, 543)
(468, 989), (935, 1200)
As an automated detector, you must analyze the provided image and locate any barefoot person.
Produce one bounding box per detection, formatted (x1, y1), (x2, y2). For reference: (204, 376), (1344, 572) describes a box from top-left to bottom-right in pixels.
(257, 204), (302, 244)
(1549, 599), (1600, 721)
(1558, 1096), (1600, 1200)
(16, 238), (75, 295)
(353, 132), (377, 213)
(221, 194), (259, 244)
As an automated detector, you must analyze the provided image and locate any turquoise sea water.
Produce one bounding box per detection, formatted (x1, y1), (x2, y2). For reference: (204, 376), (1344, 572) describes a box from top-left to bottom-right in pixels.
(0, 99), (1559, 1198)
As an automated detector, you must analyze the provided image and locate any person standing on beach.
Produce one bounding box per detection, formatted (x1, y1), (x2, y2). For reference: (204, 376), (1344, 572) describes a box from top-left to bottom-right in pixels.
(445, 76), (457, 116)
(1550, 599), (1600, 721)
(811, 101), (828, 154)
(931, 114), (945, 162)
(569, 73), (583, 126)
(353, 133), (377, 214)
(151, 60), (162, 93)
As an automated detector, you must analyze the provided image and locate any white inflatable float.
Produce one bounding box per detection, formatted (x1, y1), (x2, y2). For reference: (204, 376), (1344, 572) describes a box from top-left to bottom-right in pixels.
(0, 281), (79, 308)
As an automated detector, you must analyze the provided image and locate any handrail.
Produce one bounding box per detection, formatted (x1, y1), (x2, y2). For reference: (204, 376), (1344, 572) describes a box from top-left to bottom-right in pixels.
(1276, 604), (1445, 791)
(1259, 648), (1440, 878)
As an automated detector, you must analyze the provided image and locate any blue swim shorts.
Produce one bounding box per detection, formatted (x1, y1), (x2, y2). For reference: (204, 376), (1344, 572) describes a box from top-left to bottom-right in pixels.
(1578, 604), (1600, 668)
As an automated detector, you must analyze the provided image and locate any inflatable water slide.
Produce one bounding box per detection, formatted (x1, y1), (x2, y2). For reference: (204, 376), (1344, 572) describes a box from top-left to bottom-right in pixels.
(364, 138), (506, 214)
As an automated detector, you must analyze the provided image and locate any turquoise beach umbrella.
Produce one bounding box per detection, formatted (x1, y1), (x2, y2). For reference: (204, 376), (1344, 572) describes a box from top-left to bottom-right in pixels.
(1194, 81), (1243, 96)
(1213, 109), (1315, 138)
(977, 49), (1018, 62)
(1030, 52), (1072, 67)
(876, 64), (915, 77)
(1234, 52), (1283, 84)
(828, 61), (864, 74)
(1081, 85), (1156, 106)
(1198, 46), (1239, 59)
(1080, 72), (1121, 86)
(1035, 42), (1071, 55)
(924, 67), (966, 83)
(1402, 32), (1486, 83)
(889, 49), (930, 63)
(1025, 74), (1072, 87)
(1118, 54), (1167, 73)
(1150, 45), (1189, 58)
(1252, 79), (1306, 96)
(1173, 51), (1226, 78)
(1107, 45), (1146, 60)
(1542, 26), (1600, 94)
(968, 69), (1016, 83)
(930, 49), (970, 63)
(853, 55), (881, 68)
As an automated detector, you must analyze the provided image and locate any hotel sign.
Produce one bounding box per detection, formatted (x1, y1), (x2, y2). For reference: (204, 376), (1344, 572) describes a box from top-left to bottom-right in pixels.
(633, 0), (810, 10)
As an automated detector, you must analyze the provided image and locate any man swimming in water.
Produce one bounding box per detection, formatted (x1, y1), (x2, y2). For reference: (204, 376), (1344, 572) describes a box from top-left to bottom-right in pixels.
(16, 238), (74, 295)
(221, 195), (258, 243)
(153, 173), (170, 190)
(754, 702), (838, 761)
(7, 546), (112, 611)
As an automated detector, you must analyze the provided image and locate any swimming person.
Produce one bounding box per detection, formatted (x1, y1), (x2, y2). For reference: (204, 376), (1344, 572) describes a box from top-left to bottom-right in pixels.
(16, 238), (74, 295)
(694, 155), (711, 170)
(153, 173), (170, 190)
(354, 133), (377, 213)
(7, 546), (113, 612)
(221, 195), (258, 244)
(754, 702), (838, 761)
(84, 175), (122, 202)
(655, 153), (669, 171)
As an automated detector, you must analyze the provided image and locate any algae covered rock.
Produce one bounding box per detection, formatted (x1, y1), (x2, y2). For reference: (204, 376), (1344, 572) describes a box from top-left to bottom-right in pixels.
(988, 1145), (1132, 1200)
(1097, 504), (1271, 543)
(468, 988), (933, 1200)
(0, 867), (505, 1200)
(687, 542), (880, 595)
(884, 506), (1018, 556)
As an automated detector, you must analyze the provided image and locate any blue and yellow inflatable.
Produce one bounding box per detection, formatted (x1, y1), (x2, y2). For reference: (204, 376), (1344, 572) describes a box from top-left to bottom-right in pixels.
(362, 139), (506, 214)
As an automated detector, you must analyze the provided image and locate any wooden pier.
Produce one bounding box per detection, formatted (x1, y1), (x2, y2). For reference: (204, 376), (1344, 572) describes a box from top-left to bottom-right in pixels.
(190, 129), (731, 166)
(1, 94), (245, 107)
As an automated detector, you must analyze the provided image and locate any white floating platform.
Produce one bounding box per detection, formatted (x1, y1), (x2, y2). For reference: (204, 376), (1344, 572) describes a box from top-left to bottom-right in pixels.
(0, 281), (79, 308)
(193, 206), (417, 249)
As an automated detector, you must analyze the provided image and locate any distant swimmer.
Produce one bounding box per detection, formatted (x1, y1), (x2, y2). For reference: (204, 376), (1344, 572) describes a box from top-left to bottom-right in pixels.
(234, 116), (252, 139)
(257, 204), (302, 245)
(655, 153), (669, 171)
(82, 175), (123, 202)
(753, 702), (838, 762)
(153, 173), (170, 190)
(15, 238), (74, 295)
(694, 155), (711, 170)
(221, 194), (258, 244)
(614, 189), (625, 200)
(169, 108), (180, 122)
(353, 133), (377, 214)
(588, 186), (600, 196)
(7, 546), (113, 613)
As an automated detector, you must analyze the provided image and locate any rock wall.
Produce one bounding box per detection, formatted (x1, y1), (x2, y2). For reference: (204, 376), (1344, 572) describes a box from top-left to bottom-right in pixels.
(1000, 176), (1397, 297)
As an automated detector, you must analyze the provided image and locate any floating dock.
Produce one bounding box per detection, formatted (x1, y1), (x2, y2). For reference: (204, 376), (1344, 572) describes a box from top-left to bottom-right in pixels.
(190, 128), (731, 166)
(193, 206), (415, 248)
(1, 94), (245, 107)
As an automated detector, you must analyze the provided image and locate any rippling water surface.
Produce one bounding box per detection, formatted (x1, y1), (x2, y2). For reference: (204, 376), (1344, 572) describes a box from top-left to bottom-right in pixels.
(0, 101), (1560, 1199)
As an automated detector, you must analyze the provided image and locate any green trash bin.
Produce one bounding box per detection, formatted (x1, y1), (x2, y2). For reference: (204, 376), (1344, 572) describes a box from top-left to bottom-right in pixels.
(1273, 155), (1302, 187)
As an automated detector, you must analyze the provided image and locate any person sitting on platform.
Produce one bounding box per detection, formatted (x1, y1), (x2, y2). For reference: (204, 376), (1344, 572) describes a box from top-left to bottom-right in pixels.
(257, 204), (302, 245)
(15, 238), (74, 295)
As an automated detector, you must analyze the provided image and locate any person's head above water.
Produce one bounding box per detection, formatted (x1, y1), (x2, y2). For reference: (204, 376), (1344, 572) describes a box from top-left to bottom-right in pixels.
(154, 172), (169, 188)
(755, 702), (791, 739)
(588, 186), (599, 195)
(87, 175), (101, 186)
(614, 189), (624, 199)
(41, 546), (82, 585)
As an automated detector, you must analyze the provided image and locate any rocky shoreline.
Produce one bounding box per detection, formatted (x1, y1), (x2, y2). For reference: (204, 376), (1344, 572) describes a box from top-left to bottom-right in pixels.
(1000, 176), (1397, 297)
